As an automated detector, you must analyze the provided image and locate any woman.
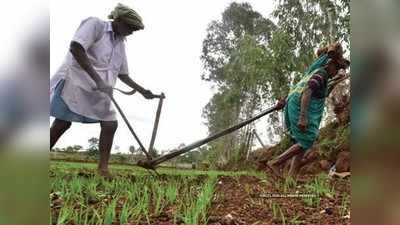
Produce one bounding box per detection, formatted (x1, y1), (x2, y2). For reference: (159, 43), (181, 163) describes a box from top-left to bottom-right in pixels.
(268, 42), (350, 178)
(50, 3), (156, 177)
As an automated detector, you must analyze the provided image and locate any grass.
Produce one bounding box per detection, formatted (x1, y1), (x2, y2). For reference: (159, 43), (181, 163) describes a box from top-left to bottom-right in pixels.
(50, 161), (255, 225)
(50, 161), (346, 225)
(302, 173), (335, 207)
(273, 203), (304, 225)
(270, 201), (280, 220)
(50, 160), (266, 178)
(182, 176), (217, 225)
(289, 215), (304, 225)
(283, 176), (297, 193)
(339, 194), (350, 217)
(279, 206), (286, 225)
(103, 199), (117, 225)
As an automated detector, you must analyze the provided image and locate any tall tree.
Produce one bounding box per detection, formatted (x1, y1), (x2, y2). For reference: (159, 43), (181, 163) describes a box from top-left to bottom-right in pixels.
(73, 145), (83, 151)
(88, 137), (99, 155)
(201, 3), (276, 163)
(129, 145), (136, 154)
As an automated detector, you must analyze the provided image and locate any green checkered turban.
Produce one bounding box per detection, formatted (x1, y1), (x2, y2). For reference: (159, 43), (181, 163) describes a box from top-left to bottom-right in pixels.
(108, 3), (144, 30)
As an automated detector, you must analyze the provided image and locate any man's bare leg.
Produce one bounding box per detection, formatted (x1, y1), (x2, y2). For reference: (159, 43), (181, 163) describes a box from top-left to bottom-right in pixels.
(98, 121), (118, 177)
(50, 119), (72, 149)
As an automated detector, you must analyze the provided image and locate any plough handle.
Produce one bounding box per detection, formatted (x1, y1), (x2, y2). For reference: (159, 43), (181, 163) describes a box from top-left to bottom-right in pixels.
(148, 92), (165, 155)
(110, 96), (152, 160)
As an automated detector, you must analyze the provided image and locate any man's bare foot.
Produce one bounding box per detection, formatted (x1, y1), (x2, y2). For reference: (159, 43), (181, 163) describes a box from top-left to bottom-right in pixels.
(265, 162), (284, 180)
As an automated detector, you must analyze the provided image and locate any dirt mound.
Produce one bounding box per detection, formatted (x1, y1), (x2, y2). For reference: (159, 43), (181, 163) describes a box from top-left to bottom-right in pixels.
(335, 151), (350, 172)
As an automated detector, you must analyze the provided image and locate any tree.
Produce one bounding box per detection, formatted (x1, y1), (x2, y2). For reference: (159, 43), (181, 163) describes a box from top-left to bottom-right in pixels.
(201, 2), (276, 164)
(149, 148), (159, 158)
(65, 146), (75, 153)
(73, 145), (83, 151)
(129, 145), (136, 154)
(201, 2), (276, 84)
(177, 150), (201, 164)
(52, 147), (61, 152)
(88, 137), (99, 155)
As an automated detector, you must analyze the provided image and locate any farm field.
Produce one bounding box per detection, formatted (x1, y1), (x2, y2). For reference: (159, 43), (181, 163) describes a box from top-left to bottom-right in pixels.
(50, 161), (350, 225)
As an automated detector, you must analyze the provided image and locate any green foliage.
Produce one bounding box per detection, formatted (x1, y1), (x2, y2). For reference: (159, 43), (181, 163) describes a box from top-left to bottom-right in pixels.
(65, 146), (75, 153)
(279, 206), (286, 225)
(176, 150), (202, 164)
(303, 173), (335, 207)
(88, 137), (99, 156)
(270, 201), (280, 219)
(201, 2), (275, 84)
(128, 145), (136, 154)
(149, 148), (159, 158)
(51, 161), (260, 225)
(289, 215), (305, 225)
(201, 3), (276, 162)
(318, 138), (336, 149)
(339, 194), (350, 217)
(283, 176), (297, 193)
(103, 199), (116, 225)
(113, 154), (129, 164)
(335, 124), (350, 147)
(119, 204), (130, 225)
(182, 176), (216, 225)
(56, 206), (72, 225)
(73, 145), (83, 151)
(165, 183), (177, 204)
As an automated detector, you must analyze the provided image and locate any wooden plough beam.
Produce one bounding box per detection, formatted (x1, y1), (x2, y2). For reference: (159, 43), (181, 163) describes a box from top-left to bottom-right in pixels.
(137, 105), (278, 170)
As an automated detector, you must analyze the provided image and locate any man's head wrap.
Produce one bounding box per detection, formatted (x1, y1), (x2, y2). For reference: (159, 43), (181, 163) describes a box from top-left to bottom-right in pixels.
(108, 3), (144, 30)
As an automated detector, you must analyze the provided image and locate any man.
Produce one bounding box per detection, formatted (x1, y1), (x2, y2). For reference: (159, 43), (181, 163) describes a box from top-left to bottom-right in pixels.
(50, 3), (156, 177)
(268, 42), (350, 178)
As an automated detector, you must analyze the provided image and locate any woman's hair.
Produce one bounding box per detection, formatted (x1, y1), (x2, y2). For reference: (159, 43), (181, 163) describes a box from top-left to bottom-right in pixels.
(315, 42), (349, 70)
(316, 46), (329, 57)
(316, 42), (343, 58)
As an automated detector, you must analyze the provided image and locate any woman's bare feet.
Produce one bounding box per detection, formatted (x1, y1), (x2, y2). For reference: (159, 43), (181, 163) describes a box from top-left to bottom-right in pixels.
(265, 162), (284, 180)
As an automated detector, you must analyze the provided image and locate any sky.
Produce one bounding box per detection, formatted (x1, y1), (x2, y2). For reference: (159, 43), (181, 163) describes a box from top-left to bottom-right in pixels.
(50, 0), (277, 153)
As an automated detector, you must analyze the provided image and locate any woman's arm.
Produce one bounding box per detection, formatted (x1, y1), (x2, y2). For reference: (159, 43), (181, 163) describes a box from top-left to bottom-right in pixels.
(118, 74), (155, 99)
(298, 88), (312, 132)
(70, 41), (112, 96)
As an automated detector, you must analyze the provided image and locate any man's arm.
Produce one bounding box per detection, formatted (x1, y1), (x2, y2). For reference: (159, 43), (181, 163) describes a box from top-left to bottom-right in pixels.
(70, 41), (112, 95)
(118, 74), (155, 99)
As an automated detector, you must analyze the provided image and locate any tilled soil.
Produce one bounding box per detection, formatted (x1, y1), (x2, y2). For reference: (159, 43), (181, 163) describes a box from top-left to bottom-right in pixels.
(208, 175), (350, 225)
(50, 169), (350, 225)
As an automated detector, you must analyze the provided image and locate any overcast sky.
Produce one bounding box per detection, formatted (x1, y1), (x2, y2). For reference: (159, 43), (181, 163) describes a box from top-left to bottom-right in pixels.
(50, 0), (276, 153)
